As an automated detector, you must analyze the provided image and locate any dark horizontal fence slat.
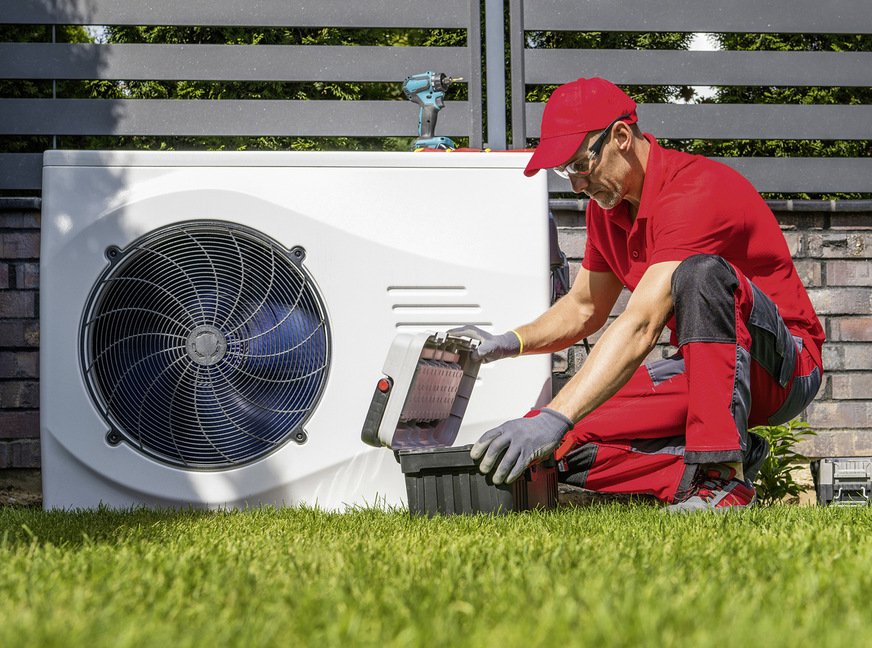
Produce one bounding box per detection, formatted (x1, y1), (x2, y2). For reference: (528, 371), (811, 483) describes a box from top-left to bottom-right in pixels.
(525, 103), (872, 140)
(0, 43), (471, 83)
(14, 44), (869, 87)
(521, 0), (872, 34)
(721, 158), (872, 193)
(0, 0), (483, 191)
(0, 154), (43, 191)
(3, 0), (868, 194)
(1, 0), (470, 28)
(0, 98), (472, 138)
(525, 50), (872, 87)
(547, 158), (872, 194)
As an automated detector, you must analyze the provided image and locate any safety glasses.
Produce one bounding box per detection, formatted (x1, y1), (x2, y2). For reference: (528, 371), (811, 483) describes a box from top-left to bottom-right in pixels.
(552, 114), (632, 179)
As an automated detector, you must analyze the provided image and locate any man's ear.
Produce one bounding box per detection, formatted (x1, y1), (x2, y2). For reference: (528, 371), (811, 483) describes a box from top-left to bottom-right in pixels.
(613, 121), (634, 153)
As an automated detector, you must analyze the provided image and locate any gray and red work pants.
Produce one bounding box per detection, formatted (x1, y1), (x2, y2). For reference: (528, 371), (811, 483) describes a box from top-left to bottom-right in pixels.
(551, 254), (822, 502)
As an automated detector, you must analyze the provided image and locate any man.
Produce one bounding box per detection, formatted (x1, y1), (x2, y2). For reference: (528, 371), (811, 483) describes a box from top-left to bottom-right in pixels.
(452, 77), (824, 512)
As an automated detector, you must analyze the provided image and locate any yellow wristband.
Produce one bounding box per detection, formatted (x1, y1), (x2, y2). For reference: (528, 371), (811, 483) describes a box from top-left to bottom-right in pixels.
(509, 330), (523, 357)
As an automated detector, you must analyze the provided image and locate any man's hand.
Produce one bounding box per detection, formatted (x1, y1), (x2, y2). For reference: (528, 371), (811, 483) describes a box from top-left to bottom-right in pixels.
(470, 408), (574, 484)
(446, 325), (521, 363)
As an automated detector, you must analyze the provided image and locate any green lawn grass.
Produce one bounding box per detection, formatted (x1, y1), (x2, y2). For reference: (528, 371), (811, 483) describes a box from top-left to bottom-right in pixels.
(2, 503), (871, 648)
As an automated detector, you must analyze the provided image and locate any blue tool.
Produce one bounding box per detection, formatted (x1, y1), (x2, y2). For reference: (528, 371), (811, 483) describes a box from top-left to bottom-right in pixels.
(402, 71), (462, 150)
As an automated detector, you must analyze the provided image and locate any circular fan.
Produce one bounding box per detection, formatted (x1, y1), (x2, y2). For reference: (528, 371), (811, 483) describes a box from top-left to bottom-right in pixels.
(80, 221), (331, 469)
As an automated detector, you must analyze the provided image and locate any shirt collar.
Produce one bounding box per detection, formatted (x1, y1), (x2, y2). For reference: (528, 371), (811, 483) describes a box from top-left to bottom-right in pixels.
(606, 201), (634, 232)
(602, 134), (661, 231)
(636, 134), (664, 223)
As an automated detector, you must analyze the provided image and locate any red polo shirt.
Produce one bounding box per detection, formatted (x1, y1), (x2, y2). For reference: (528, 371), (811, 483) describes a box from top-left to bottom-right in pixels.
(582, 135), (824, 367)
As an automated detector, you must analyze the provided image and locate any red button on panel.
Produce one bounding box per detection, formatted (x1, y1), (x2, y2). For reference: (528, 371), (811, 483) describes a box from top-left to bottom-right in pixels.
(377, 379), (391, 393)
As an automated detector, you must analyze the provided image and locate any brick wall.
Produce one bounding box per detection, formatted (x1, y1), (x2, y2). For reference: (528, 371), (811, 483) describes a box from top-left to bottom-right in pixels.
(803, 215), (872, 456)
(0, 202), (869, 468)
(553, 207), (872, 459)
(0, 202), (41, 469)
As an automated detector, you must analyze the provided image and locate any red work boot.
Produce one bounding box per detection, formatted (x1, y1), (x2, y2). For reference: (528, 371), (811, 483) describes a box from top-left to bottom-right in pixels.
(665, 464), (757, 513)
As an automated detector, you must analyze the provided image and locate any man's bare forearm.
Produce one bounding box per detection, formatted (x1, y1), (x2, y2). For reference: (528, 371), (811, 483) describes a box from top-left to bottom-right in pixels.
(547, 309), (661, 421)
(514, 294), (602, 354)
(547, 260), (679, 423)
(514, 267), (624, 355)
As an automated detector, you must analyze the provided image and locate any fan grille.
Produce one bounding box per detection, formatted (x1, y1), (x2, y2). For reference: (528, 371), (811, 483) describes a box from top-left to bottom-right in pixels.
(81, 221), (331, 469)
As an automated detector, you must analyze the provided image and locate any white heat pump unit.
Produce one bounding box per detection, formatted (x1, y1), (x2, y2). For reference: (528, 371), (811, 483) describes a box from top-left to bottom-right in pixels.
(40, 150), (552, 510)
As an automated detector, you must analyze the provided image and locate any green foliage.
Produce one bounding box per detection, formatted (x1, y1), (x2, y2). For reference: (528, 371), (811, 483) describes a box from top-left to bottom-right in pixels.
(522, 32), (693, 148)
(3, 504), (872, 647)
(4, 20), (870, 181)
(751, 418), (817, 506)
(524, 31), (693, 102)
(100, 26), (466, 152)
(0, 24), (111, 101)
(0, 24), (92, 45)
(705, 33), (872, 109)
(0, 24), (120, 155)
(1, 24), (466, 155)
(687, 32), (872, 200)
(2, 58), (124, 155)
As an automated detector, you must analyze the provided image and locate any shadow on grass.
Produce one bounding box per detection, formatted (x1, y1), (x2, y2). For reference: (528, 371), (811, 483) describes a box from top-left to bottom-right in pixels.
(558, 483), (662, 508)
(0, 505), (217, 548)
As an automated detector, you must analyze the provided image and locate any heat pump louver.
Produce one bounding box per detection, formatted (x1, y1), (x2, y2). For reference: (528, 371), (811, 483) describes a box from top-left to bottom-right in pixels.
(80, 221), (330, 469)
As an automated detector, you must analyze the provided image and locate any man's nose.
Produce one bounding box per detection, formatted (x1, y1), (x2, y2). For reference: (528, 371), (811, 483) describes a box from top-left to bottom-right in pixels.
(570, 173), (590, 194)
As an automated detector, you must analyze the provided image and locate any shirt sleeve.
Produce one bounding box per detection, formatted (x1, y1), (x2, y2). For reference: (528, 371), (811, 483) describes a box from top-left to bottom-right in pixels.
(582, 240), (612, 272)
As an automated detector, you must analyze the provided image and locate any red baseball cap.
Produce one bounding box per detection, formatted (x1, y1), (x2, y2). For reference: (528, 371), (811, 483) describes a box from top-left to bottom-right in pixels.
(523, 78), (638, 177)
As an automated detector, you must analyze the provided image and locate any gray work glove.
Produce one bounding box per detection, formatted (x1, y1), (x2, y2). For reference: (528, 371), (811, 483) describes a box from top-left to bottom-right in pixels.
(446, 325), (521, 363)
(470, 408), (574, 485)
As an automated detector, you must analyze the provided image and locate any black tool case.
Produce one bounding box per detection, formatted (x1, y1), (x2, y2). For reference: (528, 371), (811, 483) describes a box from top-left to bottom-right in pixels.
(398, 445), (557, 517)
(361, 332), (557, 516)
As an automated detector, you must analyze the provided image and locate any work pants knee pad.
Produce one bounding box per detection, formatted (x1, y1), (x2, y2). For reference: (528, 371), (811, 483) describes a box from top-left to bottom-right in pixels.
(671, 254), (739, 346)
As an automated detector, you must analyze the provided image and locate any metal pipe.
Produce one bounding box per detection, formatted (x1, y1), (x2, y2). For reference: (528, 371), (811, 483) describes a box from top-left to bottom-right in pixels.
(549, 198), (872, 213)
(0, 198), (42, 211)
(764, 200), (872, 212)
(549, 199), (588, 212)
(4, 197), (869, 215)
